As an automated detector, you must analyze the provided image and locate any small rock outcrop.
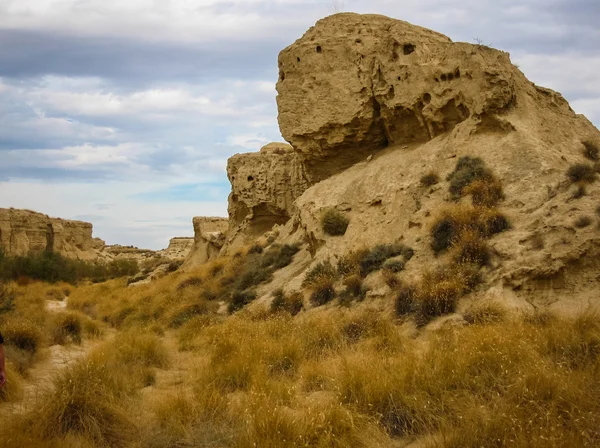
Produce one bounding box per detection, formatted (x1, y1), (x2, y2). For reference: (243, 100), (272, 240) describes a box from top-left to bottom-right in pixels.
(224, 143), (310, 251)
(0, 208), (102, 260)
(160, 237), (194, 260)
(277, 13), (518, 182)
(183, 217), (229, 268)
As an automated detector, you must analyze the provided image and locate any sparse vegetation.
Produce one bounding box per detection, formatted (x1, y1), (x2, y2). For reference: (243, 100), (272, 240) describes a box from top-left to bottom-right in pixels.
(567, 163), (597, 184)
(270, 289), (304, 315)
(228, 290), (257, 313)
(358, 243), (412, 277)
(309, 278), (336, 306)
(321, 208), (350, 236)
(582, 140), (599, 161)
(420, 172), (439, 187)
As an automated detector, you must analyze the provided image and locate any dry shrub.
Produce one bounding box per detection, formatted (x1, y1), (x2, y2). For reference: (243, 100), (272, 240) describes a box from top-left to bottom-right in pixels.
(0, 363), (24, 403)
(303, 261), (337, 287)
(420, 172), (439, 187)
(51, 311), (83, 345)
(415, 264), (480, 325)
(310, 278), (336, 306)
(261, 243), (300, 270)
(567, 163), (597, 183)
(430, 204), (509, 254)
(270, 289), (304, 316)
(321, 208), (350, 236)
(395, 286), (416, 316)
(382, 269), (401, 289)
(337, 249), (369, 277)
(358, 243), (413, 277)
(447, 156), (493, 198)
(463, 177), (504, 207)
(583, 140), (599, 161)
(342, 274), (363, 297)
(168, 301), (209, 328)
(228, 290), (257, 313)
(176, 276), (203, 290)
(463, 301), (508, 325)
(450, 230), (491, 265)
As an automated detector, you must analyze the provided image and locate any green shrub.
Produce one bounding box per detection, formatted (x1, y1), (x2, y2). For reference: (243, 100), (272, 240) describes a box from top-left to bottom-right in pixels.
(382, 259), (405, 273)
(237, 262), (272, 291)
(228, 290), (257, 313)
(321, 209), (350, 236)
(583, 141), (599, 161)
(359, 244), (411, 277)
(567, 163), (597, 184)
(447, 156), (492, 198)
(420, 172), (439, 187)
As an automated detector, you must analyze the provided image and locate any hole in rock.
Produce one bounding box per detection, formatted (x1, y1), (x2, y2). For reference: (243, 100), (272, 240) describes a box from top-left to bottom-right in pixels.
(448, 73), (454, 81)
(397, 76), (402, 81)
(455, 69), (461, 78)
(297, 57), (300, 62)
(403, 44), (416, 55)
(316, 45), (322, 53)
(355, 38), (362, 44)
(247, 176), (254, 181)
(441, 74), (447, 81)
(280, 71), (285, 81)
(423, 93), (432, 104)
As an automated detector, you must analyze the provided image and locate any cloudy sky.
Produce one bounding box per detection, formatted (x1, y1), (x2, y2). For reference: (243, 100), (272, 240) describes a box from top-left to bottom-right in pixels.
(0, 0), (598, 249)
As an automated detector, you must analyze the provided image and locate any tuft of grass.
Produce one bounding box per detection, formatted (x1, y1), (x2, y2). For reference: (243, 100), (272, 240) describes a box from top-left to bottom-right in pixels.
(0, 364), (24, 403)
(463, 177), (504, 207)
(582, 140), (599, 161)
(2, 319), (44, 353)
(420, 172), (439, 187)
(321, 209), (350, 236)
(343, 274), (363, 297)
(52, 311), (83, 345)
(450, 230), (491, 265)
(574, 216), (592, 228)
(464, 301), (508, 325)
(567, 163), (597, 184)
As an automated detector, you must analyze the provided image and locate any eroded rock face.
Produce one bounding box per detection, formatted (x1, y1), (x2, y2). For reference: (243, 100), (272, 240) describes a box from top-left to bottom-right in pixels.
(224, 148), (310, 251)
(183, 217), (229, 268)
(0, 208), (101, 260)
(161, 237), (194, 260)
(276, 13), (518, 182)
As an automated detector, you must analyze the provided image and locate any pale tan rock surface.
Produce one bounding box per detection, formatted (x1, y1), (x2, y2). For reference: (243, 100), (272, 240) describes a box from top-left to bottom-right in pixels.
(277, 13), (522, 182)
(182, 217), (229, 269)
(0, 208), (101, 260)
(223, 148), (310, 252)
(160, 237), (194, 260)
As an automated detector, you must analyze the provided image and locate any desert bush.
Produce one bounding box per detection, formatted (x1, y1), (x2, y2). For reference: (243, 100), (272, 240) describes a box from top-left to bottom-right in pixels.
(567, 163), (597, 184)
(261, 243), (300, 270)
(575, 215), (592, 228)
(464, 301), (508, 325)
(52, 311), (83, 345)
(309, 278), (336, 306)
(270, 290), (304, 316)
(166, 260), (183, 273)
(358, 243), (412, 277)
(382, 269), (401, 289)
(583, 140), (599, 161)
(447, 156), (493, 198)
(248, 243), (264, 254)
(343, 273), (363, 297)
(2, 319), (44, 353)
(420, 172), (439, 187)
(382, 258), (405, 273)
(321, 209), (350, 236)
(228, 290), (257, 313)
(237, 262), (272, 291)
(337, 249), (369, 277)
(431, 205), (509, 254)
(303, 261), (337, 287)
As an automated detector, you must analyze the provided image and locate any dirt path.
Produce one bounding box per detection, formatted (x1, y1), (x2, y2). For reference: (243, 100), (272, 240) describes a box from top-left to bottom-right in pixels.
(2, 299), (110, 414)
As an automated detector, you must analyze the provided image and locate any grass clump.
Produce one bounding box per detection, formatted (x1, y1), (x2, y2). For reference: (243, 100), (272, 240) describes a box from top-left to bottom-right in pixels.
(358, 243), (413, 277)
(270, 289), (304, 316)
(309, 278), (336, 306)
(420, 172), (439, 187)
(567, 163), (597, 184)
(321, 209), (350, 236)
(228, 290), (257, 313)
(583, 140), (599, 161)
(303, 261), (337, 287)
(447, 156), (492, 198)
(52, 311), (83, 345)
(464, 301), (508, 325)
(431, 205), (509, 254)
(395, 286), (416, 316)
(2, 319), (44, 353)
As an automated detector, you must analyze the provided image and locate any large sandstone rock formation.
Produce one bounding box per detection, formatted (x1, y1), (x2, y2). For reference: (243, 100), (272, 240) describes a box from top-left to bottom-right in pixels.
(183, 217), (229, 268)
(224, 143), (310, 251)
(0, 208), (102, 260)
(264, 13), (600, 311)
(277, 14), (520, 182)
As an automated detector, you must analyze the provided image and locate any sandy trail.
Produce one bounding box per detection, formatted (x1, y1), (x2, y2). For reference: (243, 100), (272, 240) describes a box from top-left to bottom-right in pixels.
(2, 298), (110, 414)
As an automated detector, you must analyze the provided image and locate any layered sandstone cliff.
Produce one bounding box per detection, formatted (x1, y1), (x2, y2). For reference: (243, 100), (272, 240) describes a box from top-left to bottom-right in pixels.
(183, 217), (229, 268)
(160, 237), (194, 260)
(0, 208), (102, 260)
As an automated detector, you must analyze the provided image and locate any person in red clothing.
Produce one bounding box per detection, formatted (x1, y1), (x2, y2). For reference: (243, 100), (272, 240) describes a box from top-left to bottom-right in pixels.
(0, 331), (5, 387)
